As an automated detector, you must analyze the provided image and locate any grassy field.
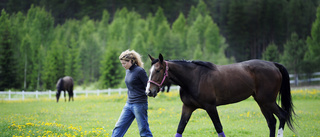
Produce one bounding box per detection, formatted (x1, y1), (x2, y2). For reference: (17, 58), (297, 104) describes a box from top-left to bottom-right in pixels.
(1, 88), (319, 137)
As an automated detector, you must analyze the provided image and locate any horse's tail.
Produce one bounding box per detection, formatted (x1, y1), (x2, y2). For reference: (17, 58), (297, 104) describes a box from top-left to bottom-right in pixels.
(274, 62), (295, 131)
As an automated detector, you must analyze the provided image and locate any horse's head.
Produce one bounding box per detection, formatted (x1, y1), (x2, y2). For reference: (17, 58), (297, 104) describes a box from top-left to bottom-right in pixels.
(56, 78), (63, 102)
(146, 54), (169, 97)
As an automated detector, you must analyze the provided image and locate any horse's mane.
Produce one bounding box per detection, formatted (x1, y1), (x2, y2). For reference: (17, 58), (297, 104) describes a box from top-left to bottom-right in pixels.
(169, 60), (217, 70)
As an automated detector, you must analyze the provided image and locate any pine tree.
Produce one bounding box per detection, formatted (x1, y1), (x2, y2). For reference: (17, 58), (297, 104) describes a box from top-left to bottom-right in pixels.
(193, 44), (203, 60)
(65, 35), (81, 84)
(187, 0), (208, 25)
(21, 5), (54, 90)
(10, 12), (25, 89)
(172, 13), (187, 58)
(262, 43), (280, 62)
(98, 10), (110, 51)
(204, 15), (221, 54)
(227, 0), (250, 61)
(78, 18), (102, 84)
(287, 0), (317, 39)
(42, 39), (65, 90)
(281, 33), (307, 75)
(152, 7), (167, 36)
(0, 9), (18, 90)
(99, 48), (123, 88)
(186, 25), (200, 59)
(305, 6), (320, 71)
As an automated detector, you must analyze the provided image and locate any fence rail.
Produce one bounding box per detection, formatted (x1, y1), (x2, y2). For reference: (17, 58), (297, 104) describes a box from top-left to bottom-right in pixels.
(289, 72), (320, 85)
(0, 86), (180, 101)
(0, 71), (319, 101)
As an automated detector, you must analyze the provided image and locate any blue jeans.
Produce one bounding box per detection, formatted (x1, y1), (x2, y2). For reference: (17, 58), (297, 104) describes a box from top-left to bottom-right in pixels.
(112, 102), (153, 137)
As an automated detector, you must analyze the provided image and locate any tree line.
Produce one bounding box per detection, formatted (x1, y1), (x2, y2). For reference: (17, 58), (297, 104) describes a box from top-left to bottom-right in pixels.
(0, 1), (232, 91)
(1, 0), (319, 61)
(0, 0), (320, 91)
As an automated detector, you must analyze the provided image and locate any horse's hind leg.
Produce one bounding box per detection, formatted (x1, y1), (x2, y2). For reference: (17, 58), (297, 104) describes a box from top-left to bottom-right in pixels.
(68, 90), (74, 102)
(70, 85), (74, 101)
(258, 100), (287, 137)
(273, 105), (287, 137)
(64, 91), (67, 102)
(257, 103), (277, 137)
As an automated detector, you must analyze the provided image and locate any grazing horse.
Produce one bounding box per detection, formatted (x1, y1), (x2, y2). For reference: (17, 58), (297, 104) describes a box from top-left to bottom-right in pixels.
(146, 54), (295, 137)
(161, 83), (172, 92)
(56, 76), (74, 102)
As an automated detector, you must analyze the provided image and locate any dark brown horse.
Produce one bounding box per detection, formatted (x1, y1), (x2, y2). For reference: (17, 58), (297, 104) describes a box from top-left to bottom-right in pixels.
(146, 54), (295, 137)
(56, 76), (74, 102)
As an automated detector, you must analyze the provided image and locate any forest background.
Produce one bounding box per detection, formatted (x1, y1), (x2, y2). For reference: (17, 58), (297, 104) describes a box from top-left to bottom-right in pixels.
(0, 0), (320, 91)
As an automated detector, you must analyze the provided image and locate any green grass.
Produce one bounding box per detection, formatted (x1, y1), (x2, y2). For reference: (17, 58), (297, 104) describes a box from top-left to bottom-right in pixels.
(1, 89), (319, 137)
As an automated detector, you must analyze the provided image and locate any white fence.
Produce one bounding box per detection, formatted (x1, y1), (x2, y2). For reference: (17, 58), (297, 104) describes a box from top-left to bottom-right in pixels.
(0, 86), (180, 101)
(0, 88), (127, 101)
(289, 72), (320, 85)
(0, 71), (319, 101)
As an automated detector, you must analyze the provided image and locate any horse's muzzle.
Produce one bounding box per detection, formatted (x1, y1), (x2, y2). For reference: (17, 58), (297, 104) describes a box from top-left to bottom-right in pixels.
(146, 89), (158, 98)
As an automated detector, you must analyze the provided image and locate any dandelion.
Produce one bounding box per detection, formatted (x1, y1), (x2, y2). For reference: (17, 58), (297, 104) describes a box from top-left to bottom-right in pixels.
(26, 123), (34, 126)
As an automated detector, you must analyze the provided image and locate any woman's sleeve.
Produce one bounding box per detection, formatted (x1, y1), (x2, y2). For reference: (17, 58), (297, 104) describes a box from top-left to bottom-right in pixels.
(139, 69), (149, 88)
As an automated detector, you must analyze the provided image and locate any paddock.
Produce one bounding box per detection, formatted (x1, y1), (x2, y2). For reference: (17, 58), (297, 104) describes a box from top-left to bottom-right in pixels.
(0, 88), (319, 137)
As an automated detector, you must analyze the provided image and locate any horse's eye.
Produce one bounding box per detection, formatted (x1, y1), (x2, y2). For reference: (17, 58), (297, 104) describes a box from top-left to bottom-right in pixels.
(156, 70), (160, 73)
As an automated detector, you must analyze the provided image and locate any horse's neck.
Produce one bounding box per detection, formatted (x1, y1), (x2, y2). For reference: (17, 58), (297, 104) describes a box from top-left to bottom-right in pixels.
(168, 62), (196, 87)
(168, 62), (202, 99)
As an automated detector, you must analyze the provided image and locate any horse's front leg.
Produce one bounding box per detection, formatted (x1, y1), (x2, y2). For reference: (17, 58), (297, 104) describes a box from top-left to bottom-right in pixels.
(175, 104), (196, 137)
(205, 104), (225, 137)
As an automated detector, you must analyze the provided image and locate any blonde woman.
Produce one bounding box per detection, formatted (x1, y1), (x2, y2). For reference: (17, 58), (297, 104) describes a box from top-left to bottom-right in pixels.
(112, 50), (153, 137)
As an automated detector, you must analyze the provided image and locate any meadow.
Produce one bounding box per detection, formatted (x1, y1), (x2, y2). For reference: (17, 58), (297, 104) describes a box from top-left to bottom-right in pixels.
(0, 88), (319, 137)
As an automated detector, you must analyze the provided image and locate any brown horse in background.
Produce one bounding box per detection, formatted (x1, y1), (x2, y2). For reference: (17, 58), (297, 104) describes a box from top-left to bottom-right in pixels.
(56, 76), (74, 102)
(146, 54), (295, 137)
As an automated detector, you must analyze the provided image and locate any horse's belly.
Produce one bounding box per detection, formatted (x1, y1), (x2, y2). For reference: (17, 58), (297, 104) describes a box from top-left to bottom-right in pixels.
(215, 84), (254, 106)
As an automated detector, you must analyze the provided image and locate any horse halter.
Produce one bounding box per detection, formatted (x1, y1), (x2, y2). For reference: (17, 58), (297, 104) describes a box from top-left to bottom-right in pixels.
(148, 61), (169, 88)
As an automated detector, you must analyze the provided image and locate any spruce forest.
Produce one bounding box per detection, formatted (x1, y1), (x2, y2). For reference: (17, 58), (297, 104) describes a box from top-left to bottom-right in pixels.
(0, 0), (320, 91)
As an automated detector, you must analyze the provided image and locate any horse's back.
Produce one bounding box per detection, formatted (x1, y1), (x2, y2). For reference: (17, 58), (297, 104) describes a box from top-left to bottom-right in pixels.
(62, 76), (74, 91)
(63, 76), (73, 83)
(242, 59), (279, 71)
(211, 60), (281, 105)
(241, 60), (281, 82)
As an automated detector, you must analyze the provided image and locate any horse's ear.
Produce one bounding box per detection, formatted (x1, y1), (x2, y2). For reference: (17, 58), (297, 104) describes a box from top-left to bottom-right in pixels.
(148, 54), (155, 61)
(159, 53), (163, 63)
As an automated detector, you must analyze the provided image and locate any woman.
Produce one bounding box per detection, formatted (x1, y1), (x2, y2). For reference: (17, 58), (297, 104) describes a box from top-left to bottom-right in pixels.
(112, 50), (153, 137)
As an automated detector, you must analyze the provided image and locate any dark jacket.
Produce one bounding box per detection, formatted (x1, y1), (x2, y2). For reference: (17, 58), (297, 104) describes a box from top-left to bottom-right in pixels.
(125, 64), (148, 103)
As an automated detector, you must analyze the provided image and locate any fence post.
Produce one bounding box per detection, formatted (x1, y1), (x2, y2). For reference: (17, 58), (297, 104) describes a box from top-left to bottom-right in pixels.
(86, 90), (88, 97)
(9, 90), (11, 100)
(36, 90), (38, 99)
(74, 90), (76, 97)
(294, 74), (299, 86)
(22, 90), (25, 100)
(118, 88), (121, 95)
(108, 88), (111, 96)
(49, 90), (51, 99)
(97, 89), (100, 96)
